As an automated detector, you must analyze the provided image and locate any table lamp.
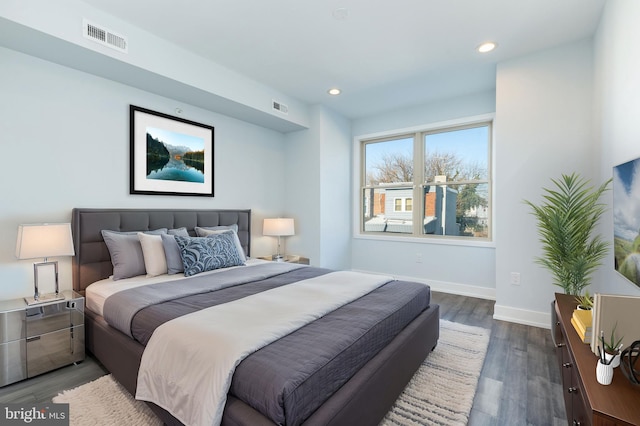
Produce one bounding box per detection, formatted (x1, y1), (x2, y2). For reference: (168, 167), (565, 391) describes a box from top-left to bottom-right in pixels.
(263, 218), (294, 261)
(15, 223), (75, 305)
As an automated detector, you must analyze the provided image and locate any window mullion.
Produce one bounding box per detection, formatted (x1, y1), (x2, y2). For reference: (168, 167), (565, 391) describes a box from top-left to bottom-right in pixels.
(412, 133), (424, 236)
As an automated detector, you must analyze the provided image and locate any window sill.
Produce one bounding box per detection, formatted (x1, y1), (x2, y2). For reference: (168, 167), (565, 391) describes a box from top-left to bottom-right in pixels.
(352, 232), (496, 248)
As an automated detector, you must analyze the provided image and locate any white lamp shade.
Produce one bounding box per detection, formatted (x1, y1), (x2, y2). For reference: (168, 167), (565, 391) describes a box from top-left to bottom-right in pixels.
(263, 218), (295, 236)
(16, 223), (75, 259)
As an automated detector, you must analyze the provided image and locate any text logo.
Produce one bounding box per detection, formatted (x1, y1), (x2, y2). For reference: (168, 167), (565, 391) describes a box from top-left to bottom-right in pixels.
(2, 404), (69, 425)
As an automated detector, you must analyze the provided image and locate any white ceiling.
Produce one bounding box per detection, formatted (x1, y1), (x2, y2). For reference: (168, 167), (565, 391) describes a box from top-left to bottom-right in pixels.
(80, 0), (606, 119)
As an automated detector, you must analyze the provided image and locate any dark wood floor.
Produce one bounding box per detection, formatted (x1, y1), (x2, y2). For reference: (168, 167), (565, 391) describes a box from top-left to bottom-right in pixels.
(431, 292), (566, 426)
(0, 292), (566, 425)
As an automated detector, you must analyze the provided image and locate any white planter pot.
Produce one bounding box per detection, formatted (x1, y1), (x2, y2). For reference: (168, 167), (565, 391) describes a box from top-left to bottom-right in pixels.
(596, 359), (614, 385)
(605, 352), (621, 368)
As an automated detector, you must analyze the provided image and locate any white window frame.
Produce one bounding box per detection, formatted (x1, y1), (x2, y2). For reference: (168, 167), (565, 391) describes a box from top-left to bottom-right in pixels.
(352, 113), (495, 247)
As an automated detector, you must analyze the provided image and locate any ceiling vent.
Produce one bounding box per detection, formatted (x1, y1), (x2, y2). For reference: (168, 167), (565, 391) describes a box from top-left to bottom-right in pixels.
(272, 100), (289, 115)
(83, 19), (128, 53)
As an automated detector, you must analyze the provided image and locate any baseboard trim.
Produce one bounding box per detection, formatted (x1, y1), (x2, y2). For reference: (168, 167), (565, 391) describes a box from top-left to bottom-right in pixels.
(350, 269), (496, 300)
(493, 304), (551, 329)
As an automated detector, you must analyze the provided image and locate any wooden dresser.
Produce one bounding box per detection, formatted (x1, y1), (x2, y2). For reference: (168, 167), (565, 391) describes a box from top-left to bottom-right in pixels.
(554, 293), (640, 426)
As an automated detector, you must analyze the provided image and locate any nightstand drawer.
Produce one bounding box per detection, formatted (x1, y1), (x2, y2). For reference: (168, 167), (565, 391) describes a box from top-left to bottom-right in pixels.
(0, 310), (25, 344)
(26, 325), (84, 378)
(26, 300), (84, 338)
(0, 340), (26, 386)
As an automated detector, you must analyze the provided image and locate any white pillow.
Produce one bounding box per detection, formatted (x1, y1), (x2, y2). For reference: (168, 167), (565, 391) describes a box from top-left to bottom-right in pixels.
(138, 232), (168, 277)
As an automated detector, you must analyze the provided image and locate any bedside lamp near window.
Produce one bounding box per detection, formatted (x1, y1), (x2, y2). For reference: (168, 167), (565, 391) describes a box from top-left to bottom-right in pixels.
(15, 223), (75, 305)
(263, 218), (294, 261)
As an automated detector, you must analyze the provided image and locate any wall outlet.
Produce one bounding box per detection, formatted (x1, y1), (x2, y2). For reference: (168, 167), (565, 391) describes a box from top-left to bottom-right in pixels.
(510, 272), (521, 286)
(416, 253), (423, 263)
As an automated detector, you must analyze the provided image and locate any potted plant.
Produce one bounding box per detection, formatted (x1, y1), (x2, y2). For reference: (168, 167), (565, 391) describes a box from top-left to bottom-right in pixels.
(575, 291), (593, 310)
(525, 173), (612, 297)
(525, 173), (611, 337)
(601, 323), (624, 368)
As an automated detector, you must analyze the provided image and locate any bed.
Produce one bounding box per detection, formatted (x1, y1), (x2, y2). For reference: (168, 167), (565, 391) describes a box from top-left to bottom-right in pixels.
(71, 208), (440, 426)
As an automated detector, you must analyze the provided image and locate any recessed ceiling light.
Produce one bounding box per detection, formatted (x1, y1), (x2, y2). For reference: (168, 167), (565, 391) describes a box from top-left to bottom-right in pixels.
(328, 88), (341, 96)
(477, 42), (497, 53)
(332, 7), (349, 20)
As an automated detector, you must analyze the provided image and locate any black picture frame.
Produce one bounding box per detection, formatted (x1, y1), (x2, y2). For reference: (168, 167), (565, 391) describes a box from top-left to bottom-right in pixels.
(130, 105), (214, 197)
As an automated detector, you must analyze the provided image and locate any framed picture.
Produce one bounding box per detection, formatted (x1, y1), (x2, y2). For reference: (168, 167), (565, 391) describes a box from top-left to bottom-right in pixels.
(613, 157), (640, 287)
(130, 105), (214, 197)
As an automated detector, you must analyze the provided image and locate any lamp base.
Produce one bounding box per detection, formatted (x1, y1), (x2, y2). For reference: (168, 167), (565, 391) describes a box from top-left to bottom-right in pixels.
(272, 254), (284, 262)
(24, 293), (65, 306)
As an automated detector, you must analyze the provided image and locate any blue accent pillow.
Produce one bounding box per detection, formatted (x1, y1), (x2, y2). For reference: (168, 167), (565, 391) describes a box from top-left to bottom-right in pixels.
(161, 234), (185, 275)
(194, 226), (247, 262)
(174, 233), (245, 277)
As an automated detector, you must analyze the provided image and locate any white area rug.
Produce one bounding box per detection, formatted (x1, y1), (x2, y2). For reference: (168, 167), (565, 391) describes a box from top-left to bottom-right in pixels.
(381, 320), (491, 426)
(53, 320), (490, 426)
(52, 374), (162, 426)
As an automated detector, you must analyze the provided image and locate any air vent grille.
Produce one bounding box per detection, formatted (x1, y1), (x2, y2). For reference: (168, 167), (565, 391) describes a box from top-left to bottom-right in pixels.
(272, 100), (289, 115)
(83, 19), (128, 53)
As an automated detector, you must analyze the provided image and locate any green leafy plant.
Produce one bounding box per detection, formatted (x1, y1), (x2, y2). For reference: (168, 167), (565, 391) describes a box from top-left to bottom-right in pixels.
(574, 290), (593, 310)
(524, 173), (612, 296)
(603, 323), (624, 354)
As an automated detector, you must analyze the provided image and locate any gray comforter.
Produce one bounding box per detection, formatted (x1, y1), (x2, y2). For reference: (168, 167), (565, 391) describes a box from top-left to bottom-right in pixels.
(102, 264), (431, 425)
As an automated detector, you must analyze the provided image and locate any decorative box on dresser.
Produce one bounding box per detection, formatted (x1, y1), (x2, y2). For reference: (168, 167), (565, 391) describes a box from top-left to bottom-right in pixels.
(554, 293), (640, 426)
(0, 290), (85, 387)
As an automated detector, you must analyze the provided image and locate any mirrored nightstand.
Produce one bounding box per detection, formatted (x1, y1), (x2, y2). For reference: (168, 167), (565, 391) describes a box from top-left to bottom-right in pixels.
(257, 255), (309, 265)
(0, 290), (84, 387)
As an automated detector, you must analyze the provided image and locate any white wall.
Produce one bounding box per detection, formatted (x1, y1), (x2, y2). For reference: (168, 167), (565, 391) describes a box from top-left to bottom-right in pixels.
(494, 40), (597, 327)
(592, 0), (640, 297)
(319, 107), (352, 270)
(0, 46), (288, 300)
(283, 111), (321, 265)
(0, 0), (309, 132)
(284, 105), (352, 270)
(5, 0), (640, 328)
(350, 91), (497, 299)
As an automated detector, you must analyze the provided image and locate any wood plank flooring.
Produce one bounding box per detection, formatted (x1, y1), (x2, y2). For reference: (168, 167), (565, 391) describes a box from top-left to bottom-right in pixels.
(431, 292), (566, 426)
(0, 292), (566, 425)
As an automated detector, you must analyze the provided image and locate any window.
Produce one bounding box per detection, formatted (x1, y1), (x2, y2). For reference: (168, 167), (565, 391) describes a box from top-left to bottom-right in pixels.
(394, 197), (412, 212)
(360, 121), (492, 240)
(405, 198), (413, 212)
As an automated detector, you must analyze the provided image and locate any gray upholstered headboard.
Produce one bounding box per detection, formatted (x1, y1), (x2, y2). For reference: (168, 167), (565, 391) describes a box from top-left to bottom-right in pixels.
(71, 208), (251, 294)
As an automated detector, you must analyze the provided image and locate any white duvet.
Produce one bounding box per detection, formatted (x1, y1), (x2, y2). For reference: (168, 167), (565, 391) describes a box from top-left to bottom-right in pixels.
(85, 258), (268, 316)
(135, 270), (392, 426)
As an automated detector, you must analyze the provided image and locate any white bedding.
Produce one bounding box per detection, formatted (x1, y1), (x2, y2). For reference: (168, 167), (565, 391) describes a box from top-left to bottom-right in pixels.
(86, 258), (268, 316)
(135, 270), (392, 426)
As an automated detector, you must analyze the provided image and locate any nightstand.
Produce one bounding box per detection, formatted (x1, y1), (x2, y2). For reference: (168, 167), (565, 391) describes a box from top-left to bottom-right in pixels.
(0, 290), (84, 387)
(258, 255), (310, 265)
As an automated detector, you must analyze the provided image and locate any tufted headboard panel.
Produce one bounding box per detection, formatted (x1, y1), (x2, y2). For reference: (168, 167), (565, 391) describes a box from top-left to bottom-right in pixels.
(71, 208), (251, 294)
